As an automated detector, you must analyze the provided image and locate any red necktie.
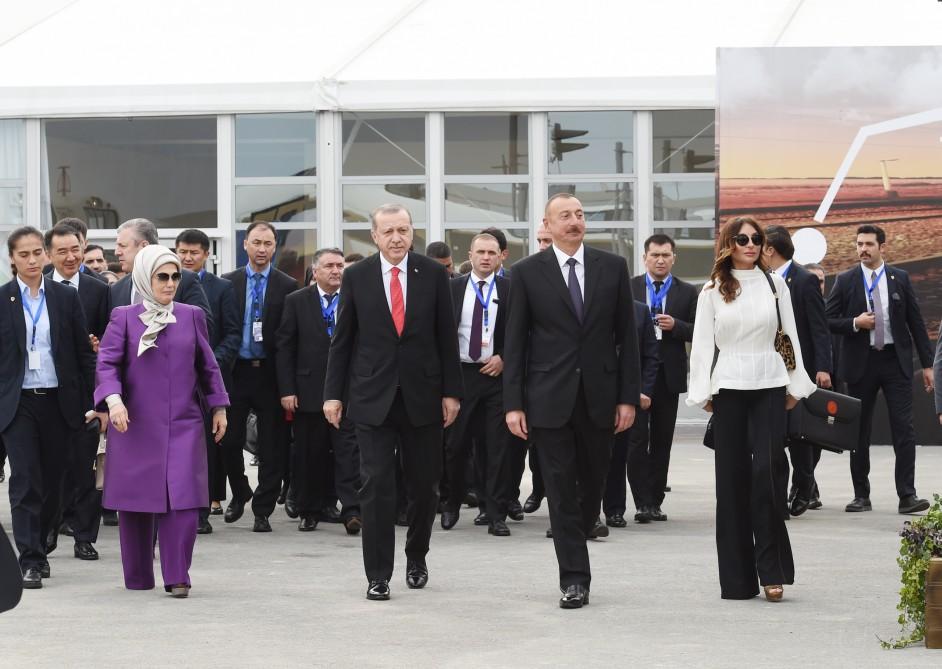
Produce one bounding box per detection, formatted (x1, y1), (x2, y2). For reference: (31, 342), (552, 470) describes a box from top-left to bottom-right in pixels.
(390, 266), (404, 336)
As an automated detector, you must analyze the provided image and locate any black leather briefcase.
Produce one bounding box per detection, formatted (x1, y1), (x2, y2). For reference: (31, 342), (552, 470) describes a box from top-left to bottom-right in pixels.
(787, 388), (861, 454)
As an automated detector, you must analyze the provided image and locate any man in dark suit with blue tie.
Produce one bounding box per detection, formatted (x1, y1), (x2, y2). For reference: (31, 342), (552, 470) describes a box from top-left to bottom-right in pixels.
(826, 224), (933, 515)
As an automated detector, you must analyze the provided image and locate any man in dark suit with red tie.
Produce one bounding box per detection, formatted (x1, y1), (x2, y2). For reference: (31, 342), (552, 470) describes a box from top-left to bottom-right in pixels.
(504, 192), (641, 609)
(324, 204), (462, 601)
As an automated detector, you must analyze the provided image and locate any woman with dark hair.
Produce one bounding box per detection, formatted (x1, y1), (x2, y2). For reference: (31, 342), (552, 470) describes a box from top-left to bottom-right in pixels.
(687, 216), (816, 602)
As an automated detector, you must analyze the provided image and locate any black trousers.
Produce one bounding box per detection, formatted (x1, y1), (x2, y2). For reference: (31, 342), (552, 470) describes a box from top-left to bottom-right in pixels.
(712, 387), (794, 599)
(1, 391), (70, 569)
(647, 372), (679, 507)
(62, 428), (101, 543)
(222, 361), (286, 518)
(788, 441), (816, 500)
(603, 409), (647, 516)
(531, 385), (612, 591)
(509, 440), (544, 503)
(443, 365), (511, 522)
(291, 412), (360, 519)
(206, 415), (227, 502)
(846, 347), (917, 499)
(356, 390), (442, 583)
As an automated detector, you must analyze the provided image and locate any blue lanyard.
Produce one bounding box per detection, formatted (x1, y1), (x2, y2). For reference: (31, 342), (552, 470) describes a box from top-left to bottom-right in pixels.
(21, 287), (46, 350)
(322, 293), (339, 336)
(863, 267), (885, 309)
(471, 277), (497, 330)
(780, 262), (792, 281)
(645, 274), (672, 315)
(250, 273), (265, 320)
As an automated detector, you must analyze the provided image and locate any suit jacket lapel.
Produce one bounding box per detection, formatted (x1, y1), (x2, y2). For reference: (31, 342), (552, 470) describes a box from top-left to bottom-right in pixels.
(452, 276), (467, 325)
(7, 283), (26, 356)
(42, 278), (60, 352)
(233, 270), (247, 324)
(582, 247), (601, 321)
(538, 250), (580, 324)
(371, 255), (399, 337)
(885, 267), (900, 314)
(403, 252), (419, 335)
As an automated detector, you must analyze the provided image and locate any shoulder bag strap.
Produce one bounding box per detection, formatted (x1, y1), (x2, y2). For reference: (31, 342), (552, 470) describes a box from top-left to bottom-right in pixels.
(763, 270), (784, 333)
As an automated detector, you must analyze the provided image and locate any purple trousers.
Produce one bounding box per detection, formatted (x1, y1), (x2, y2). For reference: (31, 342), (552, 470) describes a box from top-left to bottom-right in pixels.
(118, 509), (197, 591)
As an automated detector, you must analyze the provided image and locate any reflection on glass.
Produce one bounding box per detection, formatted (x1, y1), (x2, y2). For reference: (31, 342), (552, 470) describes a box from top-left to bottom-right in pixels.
(236, 185), (316, 223)
(1, 186), (24, 227)
(653, 226), (715, 281)
(44, 117), (217, 229)
(0, 232), (10, 284)
(444, 183), (529, 223)
(342, 113), (426, 176)
(235, 113), (316, 177)
(548, 183), (633, 221)
(653, 180), (714, 221)
(342, 229), (427, 258)
(444, 113), (528, 175)
(653, 110), (716, 173)
(235, 228), (317, 286)
(0, 119), (25, 179)
(547, 111), (634, 175)
(342, 184), (427, 224)
(444, 228), (529, 269)
(583, 228), (634, 274)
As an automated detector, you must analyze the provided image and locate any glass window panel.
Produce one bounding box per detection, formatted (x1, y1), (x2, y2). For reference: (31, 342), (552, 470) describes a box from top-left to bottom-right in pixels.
(547, 111), (634, 175)
(235, 184), (316, 224)
(548, 182), (633, 222)
(444, 183), (529, 223)
(444, 228), (529, 270)
(235, 113), (316, 177)
(583, 227), (634, 274)
(342, 113), (426, 176)
(0, 186), (24, 227)
(444, 113), (528, 175)
(653, 110), (716, 173)
(653, 180), (715, 222)
(44, 117), (217, 229)
(0, 119), (25, 179)
(653, 226), (715, 281)
(235, 228), (317, 286)
(342, 184), (427, 224)
(342, 229), (426, 258)
(0, 232), (10, 284)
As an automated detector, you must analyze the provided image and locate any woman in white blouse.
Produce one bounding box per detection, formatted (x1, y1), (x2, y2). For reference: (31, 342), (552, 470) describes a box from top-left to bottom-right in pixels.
(687, 217), (816, 602)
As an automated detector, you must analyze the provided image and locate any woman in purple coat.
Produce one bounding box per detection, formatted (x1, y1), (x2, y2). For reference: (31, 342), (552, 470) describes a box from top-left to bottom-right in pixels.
(95, 245), (228, 598)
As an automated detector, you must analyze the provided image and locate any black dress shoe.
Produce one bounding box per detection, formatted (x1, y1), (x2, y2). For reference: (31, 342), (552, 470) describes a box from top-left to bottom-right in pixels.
(39, 562), (51, 579)
(588, 519), (609, 539)
(210, 505), (224, 516)
(507, 500), (524, 522)
(197, 518), (213, 535)
(45, 528), (58, 555)
(74, 541), (99, 560)
(845, 497), (872, 512)
(664, 485), (671, 493)
(559, 584), (589, 609)
(473, 511), (490, 526)
(406, 561), (428, 589)
(344, 516), (362, 535)
(253, 516), (272, 532)
(606, 514), (627, 528)
(59, 522), (74, 537)
(224, 495), (251, 524)
(23, 568), (42, 589)
(366, 579), (390, 600)
(101, 510), (118, 526)
(284, 497), (299, 519)
(649, 507), (668, 521)
(298, 516), (318, 532)
(899, 495), (930, 514)
(488, 520), (511, 536)
(316, 505), (342, 523)
(0, 469), (5, 483)
(440, 509), (459, 530)
(463, 491), (479, 508)
(634, 507), (652, 524)
(276, 491), (287, 506)
(790, 496), (811, 517)
(396, 510), (409, 527)
(249, 455), (259, 466)
(545, 528), (553, 538)
(523, 495), (543, 513)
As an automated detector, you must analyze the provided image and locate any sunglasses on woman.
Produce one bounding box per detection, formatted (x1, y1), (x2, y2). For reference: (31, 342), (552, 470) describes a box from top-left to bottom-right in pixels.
(733, 233), (762, 247)
(155, 272), (182, 283)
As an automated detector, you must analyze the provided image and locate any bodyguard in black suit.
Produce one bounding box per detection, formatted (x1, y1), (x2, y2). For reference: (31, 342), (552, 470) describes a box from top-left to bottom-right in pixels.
(504, 193), (641, 609)
(603, 300), (659, 527)
(324, 204), (462, 601)
(826, 224), (933, 514)
(1, 228), (98, 588)
(440, 233), (512, 535)
(628, 234), (697, 522)
(221, 221), (299, 531)
(43, 224), (111, 560)
(763, 226), (832, 517)
(276, 248), (362, 534)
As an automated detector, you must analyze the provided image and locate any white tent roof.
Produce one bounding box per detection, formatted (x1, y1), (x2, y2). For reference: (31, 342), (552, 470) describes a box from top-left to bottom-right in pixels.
(0, 0), (940, 117)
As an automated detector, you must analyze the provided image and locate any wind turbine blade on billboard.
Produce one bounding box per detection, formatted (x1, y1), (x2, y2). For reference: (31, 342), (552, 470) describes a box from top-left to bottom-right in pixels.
(813, 107), (942, 223)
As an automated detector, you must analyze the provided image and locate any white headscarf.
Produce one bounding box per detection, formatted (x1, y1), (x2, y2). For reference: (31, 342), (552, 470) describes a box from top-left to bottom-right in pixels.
(131, 244), (181, 357)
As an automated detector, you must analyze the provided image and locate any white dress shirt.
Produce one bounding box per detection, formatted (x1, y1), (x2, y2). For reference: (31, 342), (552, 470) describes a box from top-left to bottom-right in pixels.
(458, 271), (498, 363)
(380, 254), (408, 312)
(859, 262), (894, 346)
(52, 268), (80, 289)
(551, 243), (585, 299)
(645, 272), (669, 312)
(774, 260), (792, 280)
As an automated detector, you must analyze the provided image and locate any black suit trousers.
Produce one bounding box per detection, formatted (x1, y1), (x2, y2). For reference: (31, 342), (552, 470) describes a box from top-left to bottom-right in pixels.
(604, 409), (647, 515)
(356, 390), (442, 582)
(712, 387), (794, 599)
(846, 347), (917, 500)
(531, 384), (612, 591)
(291, 411), (333, 516)
(1, 391), (70, 569)
(63, 428), (102, 543)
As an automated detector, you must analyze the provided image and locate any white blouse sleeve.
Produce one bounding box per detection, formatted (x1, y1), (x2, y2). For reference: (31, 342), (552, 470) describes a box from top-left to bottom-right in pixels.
(685, 285), (716, 409)
(775, 275), (817, 400)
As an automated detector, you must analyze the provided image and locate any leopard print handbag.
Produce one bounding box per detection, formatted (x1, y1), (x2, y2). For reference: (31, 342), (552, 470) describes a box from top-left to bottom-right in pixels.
(763, 271), (797, 372)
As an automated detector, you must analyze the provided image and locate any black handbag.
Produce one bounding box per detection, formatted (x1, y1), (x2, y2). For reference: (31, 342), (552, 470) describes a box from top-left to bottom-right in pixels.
(787, 387), (861, 454)
(703, 415), (715, 449)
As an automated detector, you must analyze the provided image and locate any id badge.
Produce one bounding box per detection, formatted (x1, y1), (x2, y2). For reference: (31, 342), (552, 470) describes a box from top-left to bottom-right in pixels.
(654, 324), (663, 341)
(28, 349), (41, 370)
(481, 330), (490, 347)
(252, 320), (263, 342)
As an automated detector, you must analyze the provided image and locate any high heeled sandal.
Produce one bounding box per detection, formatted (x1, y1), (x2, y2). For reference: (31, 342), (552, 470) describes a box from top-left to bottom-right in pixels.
(763, 585), (783, 602)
